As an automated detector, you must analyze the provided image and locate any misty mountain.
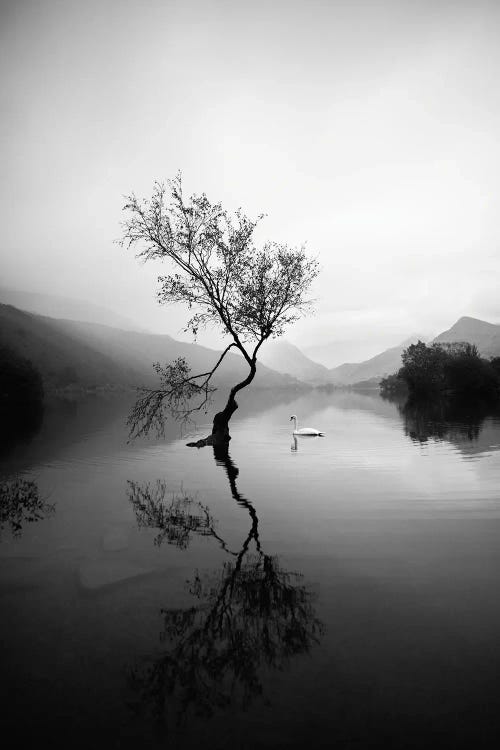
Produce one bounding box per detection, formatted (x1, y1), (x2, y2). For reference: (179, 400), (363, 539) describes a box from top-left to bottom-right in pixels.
(304, 335), (406, 369)
(328, 317), (500, 387)
(0, 304), (133, 390)
(329, 337), (424, 385)
(0, 304), (302, 393)
(433, 316), (500, 357)
(0, 287), (146, 332)
(258, 340), (331, 384)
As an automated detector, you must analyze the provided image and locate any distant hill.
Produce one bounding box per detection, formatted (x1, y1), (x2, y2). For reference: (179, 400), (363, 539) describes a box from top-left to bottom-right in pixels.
(0, 304), (303, 394)
(304, 335), (404, 368)
(0, 304), (133, 390)
(327, 317), (500, 387)
(348, 377), (382, 391)
(258, 340), (330, 385)
(329, 337), (423, 385)
(7, 300), (499, 398)
(0, 287), (146, 332)
(433, 316), (500, 357)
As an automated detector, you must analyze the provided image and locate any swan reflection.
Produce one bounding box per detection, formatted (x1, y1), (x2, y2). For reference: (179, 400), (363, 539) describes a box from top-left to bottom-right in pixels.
(127, 446), (324, 730)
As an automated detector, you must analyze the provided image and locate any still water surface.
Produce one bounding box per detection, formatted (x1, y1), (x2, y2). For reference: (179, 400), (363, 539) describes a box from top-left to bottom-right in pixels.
(2, 389), (500, 748)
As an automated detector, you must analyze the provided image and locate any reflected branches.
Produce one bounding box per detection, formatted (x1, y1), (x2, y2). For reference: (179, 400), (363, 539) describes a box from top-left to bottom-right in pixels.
(133, 554), (322, 726)
(0, 476), (54, 538)
(127, 447), (324, 730)
(127, 480), (225, 551)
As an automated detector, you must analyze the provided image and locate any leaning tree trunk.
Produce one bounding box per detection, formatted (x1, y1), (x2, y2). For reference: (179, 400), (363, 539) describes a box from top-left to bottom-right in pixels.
(187, 364), (256, 448)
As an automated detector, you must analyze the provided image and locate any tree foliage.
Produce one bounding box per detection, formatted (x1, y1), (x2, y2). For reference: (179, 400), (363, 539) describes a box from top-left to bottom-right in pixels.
(398, 341), (448, 394)
(491, 357), (500, 378)
(397, 340), (500, 397)
(442, 343), (498, 396)
(120, 175), (319, 439)
(379, 372), (408, 395)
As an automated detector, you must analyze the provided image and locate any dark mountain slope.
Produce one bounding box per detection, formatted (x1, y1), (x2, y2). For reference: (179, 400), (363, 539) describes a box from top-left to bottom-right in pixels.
(0, 304), (301, 393)
(258, 340), (330, 384)
(0, 304), (133, 389)
(46, 317), (297, 389)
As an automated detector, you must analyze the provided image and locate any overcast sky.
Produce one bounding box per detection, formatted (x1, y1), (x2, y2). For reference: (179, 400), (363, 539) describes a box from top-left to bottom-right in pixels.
(1, 0), (499, 357)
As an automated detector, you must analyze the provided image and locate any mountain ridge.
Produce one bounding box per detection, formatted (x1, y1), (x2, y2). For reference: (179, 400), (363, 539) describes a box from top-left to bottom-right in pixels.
(327, 317), (500, 386)
(328, 337), (425, 385)
(3, 294), (500, 393)
(258, 340), (331, 384)
(433, 316), (500, 357)
(0, 287), (147, 333)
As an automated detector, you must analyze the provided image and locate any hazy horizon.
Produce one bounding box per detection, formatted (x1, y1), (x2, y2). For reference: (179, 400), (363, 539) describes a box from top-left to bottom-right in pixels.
(2, 0), (500, 356)
(1, 282), (427, 367)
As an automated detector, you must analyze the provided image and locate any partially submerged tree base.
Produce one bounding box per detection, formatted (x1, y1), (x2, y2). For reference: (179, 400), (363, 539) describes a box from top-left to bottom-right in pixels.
(186, 401), (237, 448)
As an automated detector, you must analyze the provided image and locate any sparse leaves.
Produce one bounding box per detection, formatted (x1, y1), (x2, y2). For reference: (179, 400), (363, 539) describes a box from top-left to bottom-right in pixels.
(126, 348), (235, 438)
(120, 174), (319, 436)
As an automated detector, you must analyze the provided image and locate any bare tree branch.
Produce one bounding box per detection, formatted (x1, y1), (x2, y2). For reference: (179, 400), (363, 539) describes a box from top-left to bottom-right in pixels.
(119, 175), (319, 441)
(127, 344), (236, 439)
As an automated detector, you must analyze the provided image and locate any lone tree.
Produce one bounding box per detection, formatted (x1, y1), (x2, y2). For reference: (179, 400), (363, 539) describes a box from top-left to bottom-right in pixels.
(120, 175), (319, 445)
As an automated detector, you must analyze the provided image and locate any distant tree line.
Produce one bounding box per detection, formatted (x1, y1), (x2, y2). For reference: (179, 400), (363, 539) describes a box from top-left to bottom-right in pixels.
(380, 341), (500, 398)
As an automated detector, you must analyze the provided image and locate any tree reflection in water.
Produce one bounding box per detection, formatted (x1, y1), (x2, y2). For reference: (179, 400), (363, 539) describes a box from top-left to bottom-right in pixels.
(127, 446), (324, 730)
(399, 396), (500, 444)
(0, 476), (53, 538)
(127, 480), (222, 551)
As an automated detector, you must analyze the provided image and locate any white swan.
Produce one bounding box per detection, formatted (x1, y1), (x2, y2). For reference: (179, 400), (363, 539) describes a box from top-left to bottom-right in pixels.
(290, 415), (324, 436)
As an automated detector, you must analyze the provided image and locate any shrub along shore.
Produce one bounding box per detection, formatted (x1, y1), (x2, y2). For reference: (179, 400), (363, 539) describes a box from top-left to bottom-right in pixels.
(380, 341), (500, 399)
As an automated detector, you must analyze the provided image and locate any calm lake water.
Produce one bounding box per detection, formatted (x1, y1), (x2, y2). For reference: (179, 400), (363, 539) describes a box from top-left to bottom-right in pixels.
(2, 389), (500, 749)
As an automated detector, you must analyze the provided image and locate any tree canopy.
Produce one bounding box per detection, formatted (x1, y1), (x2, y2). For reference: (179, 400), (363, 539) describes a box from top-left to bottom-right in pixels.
(395, 340), (500, 397)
